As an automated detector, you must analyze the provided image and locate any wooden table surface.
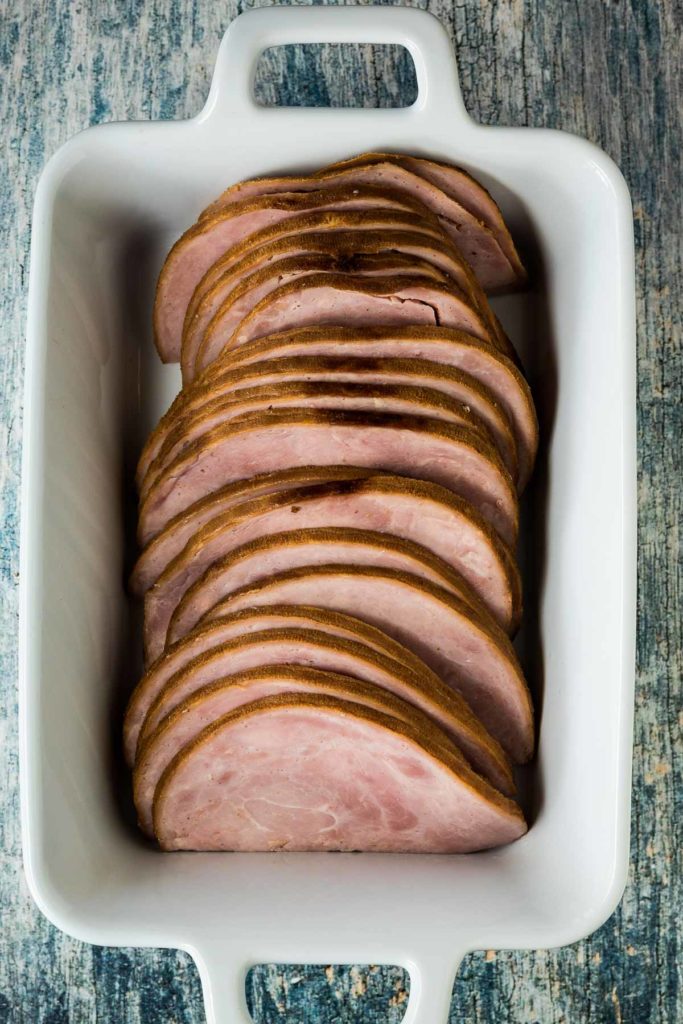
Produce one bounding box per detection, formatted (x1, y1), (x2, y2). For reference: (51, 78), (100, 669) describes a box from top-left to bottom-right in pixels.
(1, 2), (680, 1021)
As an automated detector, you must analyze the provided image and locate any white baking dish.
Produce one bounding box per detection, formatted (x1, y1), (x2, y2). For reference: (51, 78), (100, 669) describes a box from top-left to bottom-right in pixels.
(20, 7), (636, 1022)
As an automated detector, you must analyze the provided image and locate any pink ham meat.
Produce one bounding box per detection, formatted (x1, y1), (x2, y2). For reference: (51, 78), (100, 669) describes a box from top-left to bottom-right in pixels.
(181, 230), (487, 382)
(164, 526), (497, 651)
(205, 326), (538, 490)
(131, 467), (373, 595)
(154, 184), (429, 362)
(134, 666), (472, 835)
(185, 251), (452, 383)
(139, 476), (521, 652)
(123, 603), (483, 765)
(133, 648), (515, 834)
(140, 382), (498, 500)
(321, 152), (527, 284)
(136, 357), (517, 490)
(144, 515), (504, 664)
(137, 410), (518, 548)
(195, 273), (493, 377)
(182, 208), (445, 335)
(200, 160), (522, 293)
(203, 565), (534, 763)
(133, 630), (513, 797)
(152, 695), (528, 852)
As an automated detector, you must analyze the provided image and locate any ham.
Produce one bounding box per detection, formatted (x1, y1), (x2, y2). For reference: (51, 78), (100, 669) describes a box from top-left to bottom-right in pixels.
(196, 274), (494, 375)
(181, 229), (490, 381)
(140, 475), (521, 652)
(164, 526), (497, 651)
(136, 356), (517, 489)
(137, 410), (518, 547)
(132, 645), (514, 834)
(131, 466), (373, 595)
(133, 629), (513, 795)
(200, 160), (523, 293)
(154, 184), (430, 362)
(203, 326), (538, 489)
(203, 564), (534, 763)
(139, 381), (498, 499)
(183, 207), (445, 335)
(135, 667), (462, 835)
(123, 603), (485, 766)
(152, 695), (528, 852)
(321, 153), (527, 284)
(186, 252), (451, 382)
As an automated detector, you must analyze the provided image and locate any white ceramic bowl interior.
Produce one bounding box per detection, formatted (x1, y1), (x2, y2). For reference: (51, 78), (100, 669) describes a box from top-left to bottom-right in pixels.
(21, 8), (636, 1023)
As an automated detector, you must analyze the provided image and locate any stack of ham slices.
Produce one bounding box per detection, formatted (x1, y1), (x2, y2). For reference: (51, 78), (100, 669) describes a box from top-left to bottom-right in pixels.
(125, 152), (539, 854)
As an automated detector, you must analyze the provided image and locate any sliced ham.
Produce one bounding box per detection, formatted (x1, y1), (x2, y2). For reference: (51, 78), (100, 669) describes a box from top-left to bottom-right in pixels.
(203, 326), (538, 490)
(140, 475), (521, 648)
(196, 274), (494, 375)
(140, 381), (497, 500)
(321, 152), (527, 284)
(152, 695), (528, 852)
(123, 603), (478, 765)
(137, 409), (518, 548)
(186, 251), (452, 382)
(131, 466), (373, 595)
(164, 526), (497, 650)
(133, 644), (514, 834)
(184, 207), (444, 333)
(203, 565), (534, 763)
(200, 160), (521, 293)
(154, 184), (430, 362)
(134, 628), (513, 795)
(136, 356), (517, 490)
(182, 229), (488, 381)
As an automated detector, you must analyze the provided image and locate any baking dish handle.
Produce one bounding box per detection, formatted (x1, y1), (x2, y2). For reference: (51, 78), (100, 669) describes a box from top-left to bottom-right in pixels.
(193, 943), (464, 1023)
(200, 5), (473, 127)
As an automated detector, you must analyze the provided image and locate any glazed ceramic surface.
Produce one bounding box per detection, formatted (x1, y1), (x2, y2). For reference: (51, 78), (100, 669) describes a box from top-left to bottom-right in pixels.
(20, 8), (636, 1022)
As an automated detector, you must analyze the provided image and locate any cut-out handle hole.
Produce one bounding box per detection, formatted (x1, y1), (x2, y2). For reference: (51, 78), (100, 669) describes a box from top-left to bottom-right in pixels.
(246, 963), (410, 1022)
(253, 44), (418, 108)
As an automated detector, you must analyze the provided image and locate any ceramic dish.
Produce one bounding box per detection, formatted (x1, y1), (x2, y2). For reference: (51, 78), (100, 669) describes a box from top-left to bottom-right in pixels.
(20, 7), (636, 1022)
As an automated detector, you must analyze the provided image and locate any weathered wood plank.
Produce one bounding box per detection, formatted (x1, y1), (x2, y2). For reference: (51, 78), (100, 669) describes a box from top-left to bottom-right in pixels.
(0, 1), (679, 1021)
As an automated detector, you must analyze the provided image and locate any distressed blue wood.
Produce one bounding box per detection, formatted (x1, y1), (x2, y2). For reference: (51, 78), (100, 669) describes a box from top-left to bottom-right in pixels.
(0, 1), (680, 1021)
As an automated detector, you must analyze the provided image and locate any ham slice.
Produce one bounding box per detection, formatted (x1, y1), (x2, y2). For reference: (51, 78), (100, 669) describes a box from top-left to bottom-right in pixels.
(134, 629), (512, 795)
(123, 603), (485, 766)
(186, 252), (452, 382)
(203, 326), (538, 490)
(196, 274), (494, 375)
(154, 184), (430, 362)
(131, 467), (373, 595)
(200, 160), (522, 293)
(137, 410), (518, 547)
(136, 357), (517, 490)
(152, 695), (528, 852)
(164, 526), (497, 651)
(321, 153), (527, 284)
(140, 381), (498, 499)
(139, 475), (521, 646)
(132, 644), (514, 834)
(203, 565), (534, 763)
(182, 208), (445, 335)
(182, 229), (490, 381)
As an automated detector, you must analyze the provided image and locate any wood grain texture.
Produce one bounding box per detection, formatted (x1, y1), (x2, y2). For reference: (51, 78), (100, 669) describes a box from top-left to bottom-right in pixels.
(0, 0), (680, 1021)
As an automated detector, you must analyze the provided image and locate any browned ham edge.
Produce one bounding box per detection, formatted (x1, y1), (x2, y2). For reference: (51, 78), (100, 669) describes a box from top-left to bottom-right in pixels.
(154, 184), (439, 362)
(123, 603), (507, 770)
(200, 327), (538, 489)
(202, 564), (533, 763)
(199, 160), (522, 293)
(152, 694), (528, 853)
(137, 409), (519, 549)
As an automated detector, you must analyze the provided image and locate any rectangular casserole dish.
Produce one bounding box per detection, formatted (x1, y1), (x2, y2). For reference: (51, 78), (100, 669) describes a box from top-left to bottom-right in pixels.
(20, 8), (637, 1022)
